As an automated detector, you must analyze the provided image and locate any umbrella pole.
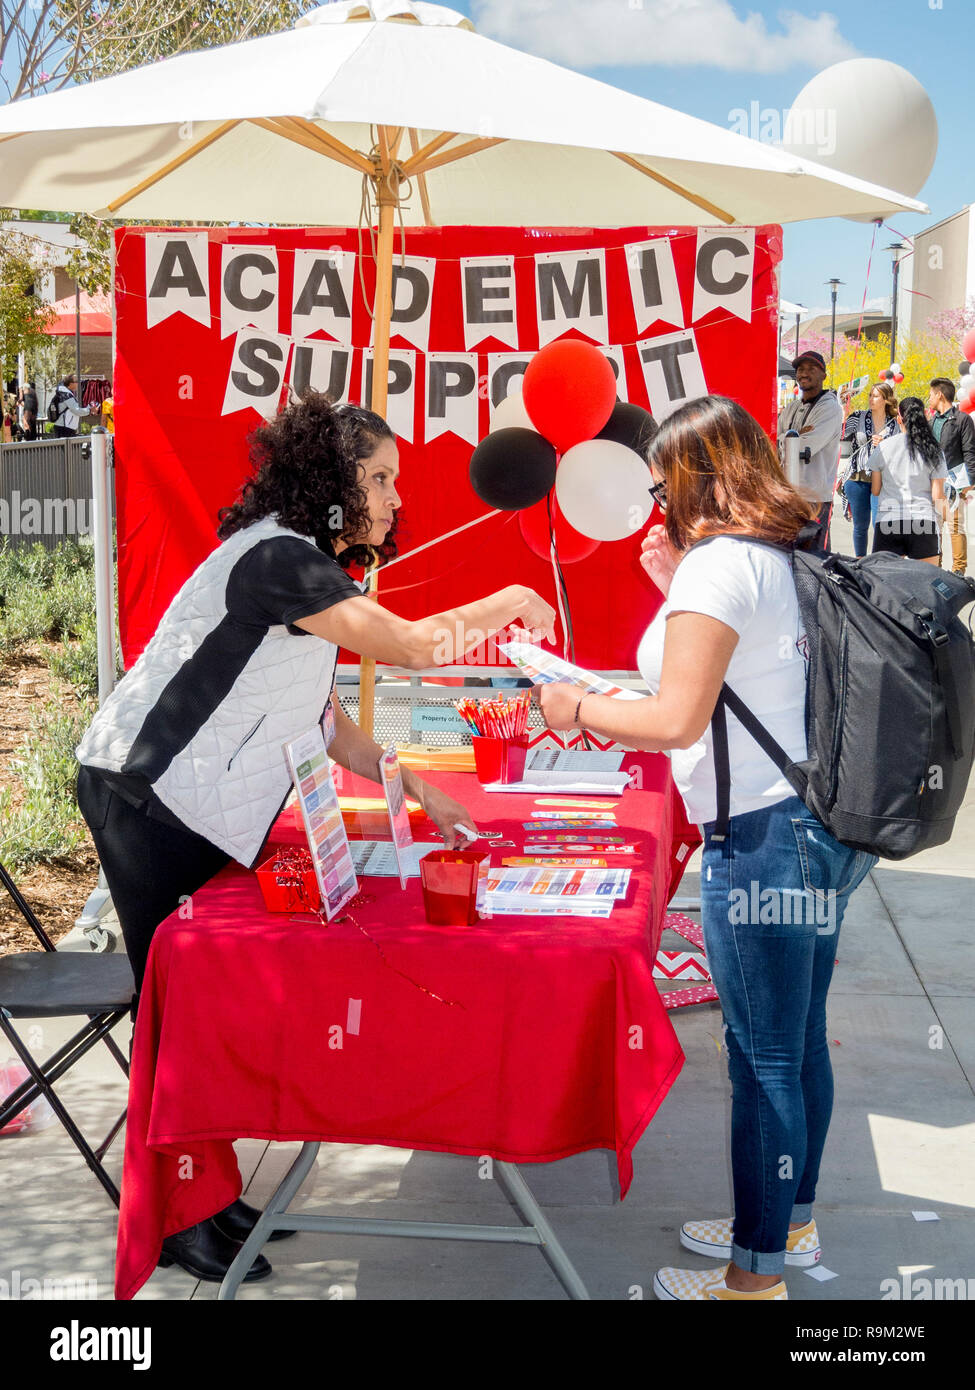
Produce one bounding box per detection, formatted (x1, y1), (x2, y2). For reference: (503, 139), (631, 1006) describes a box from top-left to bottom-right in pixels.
(357, 187), (396, 736)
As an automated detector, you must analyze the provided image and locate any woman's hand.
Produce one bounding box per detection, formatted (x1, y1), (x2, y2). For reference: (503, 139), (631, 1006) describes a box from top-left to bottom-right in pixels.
(505, 586), (557, 644)
(639, 525), (681, 597)
(535, 681), (586, 732)
(415, 782), (479, 849)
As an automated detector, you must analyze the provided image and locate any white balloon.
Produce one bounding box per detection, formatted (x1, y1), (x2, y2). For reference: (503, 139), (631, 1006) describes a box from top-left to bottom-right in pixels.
(781, 60), (937, 223)
(890, 362), (901, 376)
(555, 440), (652, 542)
(960, 374), (973, 391)
(489, 385), (534, 434)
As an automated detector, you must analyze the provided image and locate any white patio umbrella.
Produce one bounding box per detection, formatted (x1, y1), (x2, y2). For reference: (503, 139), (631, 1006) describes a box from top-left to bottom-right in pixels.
(0, 0), (929, 727)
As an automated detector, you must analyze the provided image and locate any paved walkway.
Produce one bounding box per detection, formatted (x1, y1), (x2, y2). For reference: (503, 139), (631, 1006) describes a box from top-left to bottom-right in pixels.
(2, 509), (972, 1302)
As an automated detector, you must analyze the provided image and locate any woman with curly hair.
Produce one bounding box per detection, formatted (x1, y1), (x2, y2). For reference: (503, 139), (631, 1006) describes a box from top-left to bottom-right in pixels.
(75, 392), (555, 1286)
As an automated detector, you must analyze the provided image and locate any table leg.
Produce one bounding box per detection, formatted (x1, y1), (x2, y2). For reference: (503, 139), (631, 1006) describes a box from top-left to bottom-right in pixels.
(217, 1141), (321, 1301)
(493, 1162), (591, 1301)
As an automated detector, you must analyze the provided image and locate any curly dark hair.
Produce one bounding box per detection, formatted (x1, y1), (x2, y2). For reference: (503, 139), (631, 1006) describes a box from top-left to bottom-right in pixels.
(216, 393), (397, 569)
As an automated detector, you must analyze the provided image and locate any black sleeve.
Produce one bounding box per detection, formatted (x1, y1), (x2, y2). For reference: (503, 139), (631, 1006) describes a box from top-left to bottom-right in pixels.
(959, 414), (975, 483)
(225, 537), (363, 635)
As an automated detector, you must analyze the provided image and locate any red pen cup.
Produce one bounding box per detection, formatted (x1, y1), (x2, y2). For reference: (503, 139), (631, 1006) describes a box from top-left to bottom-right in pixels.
(472, 734), (529, 785)
(420, 850), (490, 925)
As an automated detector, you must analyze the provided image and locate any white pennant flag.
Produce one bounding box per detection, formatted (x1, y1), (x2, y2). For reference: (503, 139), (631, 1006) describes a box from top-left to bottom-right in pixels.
(220, 244), (280, 339)
(362, 349), (416, 444)
(288, 338), (353, 403)
(625, 237), (684, 335)
(692, 227), (755, 324)
(145, 233), (210, 329)
(602, 346), (628, 403)
(222, 328), (293, 420)
(535, 248), (609, 347)
(370, 257), (436, 353)
(487, 352), (533, 411)
(637, 329), (708, 422)
(425, 353), (479, 446)
(461, 255), (518, 350)
(292, 248), (355, 346)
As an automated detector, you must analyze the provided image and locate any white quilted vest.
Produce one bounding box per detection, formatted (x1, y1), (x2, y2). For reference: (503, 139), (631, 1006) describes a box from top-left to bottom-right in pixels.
(77, 518), (344, 867)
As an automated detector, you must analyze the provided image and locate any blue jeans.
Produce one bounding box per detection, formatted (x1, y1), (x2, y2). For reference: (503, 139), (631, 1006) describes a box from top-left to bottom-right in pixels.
(700, 795), (876, 1275)
(843, 478), (873, 557)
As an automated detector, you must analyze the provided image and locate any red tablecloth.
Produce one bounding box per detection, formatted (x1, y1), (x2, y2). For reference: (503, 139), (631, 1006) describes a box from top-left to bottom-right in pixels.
(115, 754), (697, 1300)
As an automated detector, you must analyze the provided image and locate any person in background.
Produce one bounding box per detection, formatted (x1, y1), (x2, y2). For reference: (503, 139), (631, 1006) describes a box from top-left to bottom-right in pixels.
(52, 374), (96, 438)
(777, 351), (844, 551)
(20, 381), (39, 441)
(537, 395), (877, 1301)
(928, 378), (975, 576)
(871, 397), (947, 565)
(100, 385), (115, 435)
(837, 382), (899, 557)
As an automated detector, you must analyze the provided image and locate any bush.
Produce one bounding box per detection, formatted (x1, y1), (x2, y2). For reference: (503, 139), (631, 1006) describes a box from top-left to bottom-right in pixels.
(0, 698), (94, 872)
(47, 618), (100, 700)
(0, 539), (96, 648)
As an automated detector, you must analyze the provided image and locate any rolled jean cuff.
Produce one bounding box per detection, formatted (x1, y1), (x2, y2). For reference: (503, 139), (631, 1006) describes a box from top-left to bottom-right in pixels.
(732, 1242), (786, 1276)
(791, 1202), (813, 1224)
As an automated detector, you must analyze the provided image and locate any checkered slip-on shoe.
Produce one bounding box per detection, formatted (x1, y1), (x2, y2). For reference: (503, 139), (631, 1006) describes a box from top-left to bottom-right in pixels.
(679, 1217), (821, 1267)
(653, 1264), (788, 1301)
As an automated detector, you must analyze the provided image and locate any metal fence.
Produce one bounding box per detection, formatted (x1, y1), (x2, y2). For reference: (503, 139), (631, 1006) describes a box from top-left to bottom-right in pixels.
(0, 436), (114, 552)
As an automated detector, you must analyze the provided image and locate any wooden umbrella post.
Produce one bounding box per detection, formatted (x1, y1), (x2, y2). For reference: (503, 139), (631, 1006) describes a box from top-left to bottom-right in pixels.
(357, 147), (397, 737)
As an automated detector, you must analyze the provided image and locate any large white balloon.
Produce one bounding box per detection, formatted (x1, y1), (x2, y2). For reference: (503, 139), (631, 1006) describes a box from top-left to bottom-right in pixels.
(781, 60), (937, 221)
(555, 440), (652, 542)
(489, 384), (534, 433)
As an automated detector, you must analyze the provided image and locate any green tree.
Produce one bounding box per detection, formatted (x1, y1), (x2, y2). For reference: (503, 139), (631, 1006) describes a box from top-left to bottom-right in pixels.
(0, 217), (55, 378)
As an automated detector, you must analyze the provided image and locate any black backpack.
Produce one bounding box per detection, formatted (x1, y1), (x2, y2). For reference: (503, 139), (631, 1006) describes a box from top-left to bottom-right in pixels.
(47, 387), (66, 424)
(704, 531), (975, 859)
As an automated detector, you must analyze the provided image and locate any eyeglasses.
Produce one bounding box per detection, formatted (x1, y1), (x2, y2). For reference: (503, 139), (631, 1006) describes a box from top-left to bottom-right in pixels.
(648, 479), (667, 512)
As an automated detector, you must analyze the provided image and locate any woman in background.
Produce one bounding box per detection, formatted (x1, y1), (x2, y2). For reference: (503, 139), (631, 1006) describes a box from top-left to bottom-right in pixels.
(871, 396), (947, 564)
(839, 381), (898, 556)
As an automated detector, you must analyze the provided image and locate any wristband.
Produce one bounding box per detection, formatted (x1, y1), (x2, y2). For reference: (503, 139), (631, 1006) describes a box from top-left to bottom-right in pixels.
(573, 694), (587, 726)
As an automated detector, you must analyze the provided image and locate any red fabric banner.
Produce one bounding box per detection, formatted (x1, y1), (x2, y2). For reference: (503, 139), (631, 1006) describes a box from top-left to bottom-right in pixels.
(113, 224), (781, 668)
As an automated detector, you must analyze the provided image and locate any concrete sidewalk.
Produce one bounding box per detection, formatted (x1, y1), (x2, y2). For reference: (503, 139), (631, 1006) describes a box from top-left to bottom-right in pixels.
(2, 511), (973, 1302)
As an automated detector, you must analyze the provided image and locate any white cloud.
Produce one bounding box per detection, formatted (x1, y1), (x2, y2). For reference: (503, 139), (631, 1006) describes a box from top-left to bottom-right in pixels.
(472, 1), (859, 73)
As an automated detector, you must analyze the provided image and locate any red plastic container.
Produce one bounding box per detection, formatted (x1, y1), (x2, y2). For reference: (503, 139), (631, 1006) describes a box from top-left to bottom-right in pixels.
(471, 734), (529, 785)
(256, 851), (322, 913)
(420, 850), (490, 925)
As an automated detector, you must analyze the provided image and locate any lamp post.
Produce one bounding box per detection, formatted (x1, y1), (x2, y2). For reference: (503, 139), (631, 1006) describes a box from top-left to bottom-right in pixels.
(826, 278), (844, 365)
(886, 242), (908, 367)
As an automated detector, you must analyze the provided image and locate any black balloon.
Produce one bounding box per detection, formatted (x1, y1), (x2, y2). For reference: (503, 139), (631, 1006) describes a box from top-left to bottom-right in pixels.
(469, 427), (558, 510)
(596, 400), (658, 456)
(959, 361), (972, 378)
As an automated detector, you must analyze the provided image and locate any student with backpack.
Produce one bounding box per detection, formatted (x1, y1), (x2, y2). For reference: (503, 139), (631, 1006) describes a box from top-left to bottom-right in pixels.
(870, 396), (947, 564)
(49, 374), (95, 437)
(535, 394), (975, 1302)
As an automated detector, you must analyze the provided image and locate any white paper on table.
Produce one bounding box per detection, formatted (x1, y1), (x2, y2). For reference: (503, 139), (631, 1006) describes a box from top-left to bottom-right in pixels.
(482, 774), (629, 795)
(348, 840), (442, 879)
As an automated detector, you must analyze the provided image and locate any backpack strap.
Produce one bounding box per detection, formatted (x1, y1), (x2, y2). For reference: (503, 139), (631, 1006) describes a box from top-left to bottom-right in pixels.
(710, 686), (810, 839)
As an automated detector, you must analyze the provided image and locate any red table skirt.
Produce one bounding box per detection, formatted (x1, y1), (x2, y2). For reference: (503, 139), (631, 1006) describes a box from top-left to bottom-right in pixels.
(116, 755), (696, 1299)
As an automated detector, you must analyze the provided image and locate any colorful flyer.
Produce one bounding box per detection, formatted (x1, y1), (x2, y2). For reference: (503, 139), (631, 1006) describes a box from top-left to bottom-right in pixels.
(380, 743), (413, 889)
(283, 727), (358, 921)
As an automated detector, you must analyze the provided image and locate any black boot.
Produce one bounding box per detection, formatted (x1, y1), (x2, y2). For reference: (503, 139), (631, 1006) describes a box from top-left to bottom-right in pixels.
(213, 1197), (296, 1243)
(158, 1217), (272, 1282)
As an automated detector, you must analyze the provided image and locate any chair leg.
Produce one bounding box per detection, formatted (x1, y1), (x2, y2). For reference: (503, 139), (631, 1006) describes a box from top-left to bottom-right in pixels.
(0, 1012), (122, 1206)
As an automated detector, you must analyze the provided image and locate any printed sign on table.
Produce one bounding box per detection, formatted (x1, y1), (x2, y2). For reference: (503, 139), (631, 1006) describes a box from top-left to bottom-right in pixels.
(380, 744), (414, 889)
(283, 727), (358, 921)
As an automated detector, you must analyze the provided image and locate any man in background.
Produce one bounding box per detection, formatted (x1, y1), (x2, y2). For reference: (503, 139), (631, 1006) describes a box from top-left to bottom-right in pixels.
(20, 381), (38, 440)
(778, 351), (844, 551)
(52, 374), (96, 438)
(928, 377), (975, 575)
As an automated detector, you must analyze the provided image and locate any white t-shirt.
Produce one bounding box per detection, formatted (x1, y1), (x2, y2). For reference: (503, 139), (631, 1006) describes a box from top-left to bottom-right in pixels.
(871, 432), (947, 525)
(636, 536), (808, 826)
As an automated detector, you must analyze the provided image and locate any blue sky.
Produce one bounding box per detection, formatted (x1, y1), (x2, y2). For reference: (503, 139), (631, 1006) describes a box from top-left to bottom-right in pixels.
(459, 0), (971, 323)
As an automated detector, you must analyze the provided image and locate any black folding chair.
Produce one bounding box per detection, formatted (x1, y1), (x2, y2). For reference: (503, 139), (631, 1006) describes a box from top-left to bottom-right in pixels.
(0, 860), (133, 1206)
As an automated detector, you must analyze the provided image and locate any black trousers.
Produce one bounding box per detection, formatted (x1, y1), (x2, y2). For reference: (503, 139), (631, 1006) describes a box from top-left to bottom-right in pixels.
(76, 766), (231, 995)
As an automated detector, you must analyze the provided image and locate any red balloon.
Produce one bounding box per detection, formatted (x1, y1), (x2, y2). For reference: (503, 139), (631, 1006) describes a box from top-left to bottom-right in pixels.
(962, 328), (975, 365)
(893, 372), (905, 384)
(961, 397), (975, 414)
(522, 340), (617, 453)
(518, 494), (601, 565)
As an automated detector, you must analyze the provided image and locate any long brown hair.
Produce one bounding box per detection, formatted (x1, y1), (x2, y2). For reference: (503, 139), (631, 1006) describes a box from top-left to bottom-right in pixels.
(647, 395), (820, 552)
(870, 381), (898, 420)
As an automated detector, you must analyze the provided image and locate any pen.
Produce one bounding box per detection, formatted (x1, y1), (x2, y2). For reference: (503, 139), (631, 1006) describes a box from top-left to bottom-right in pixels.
(452, 822), (480, 840)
